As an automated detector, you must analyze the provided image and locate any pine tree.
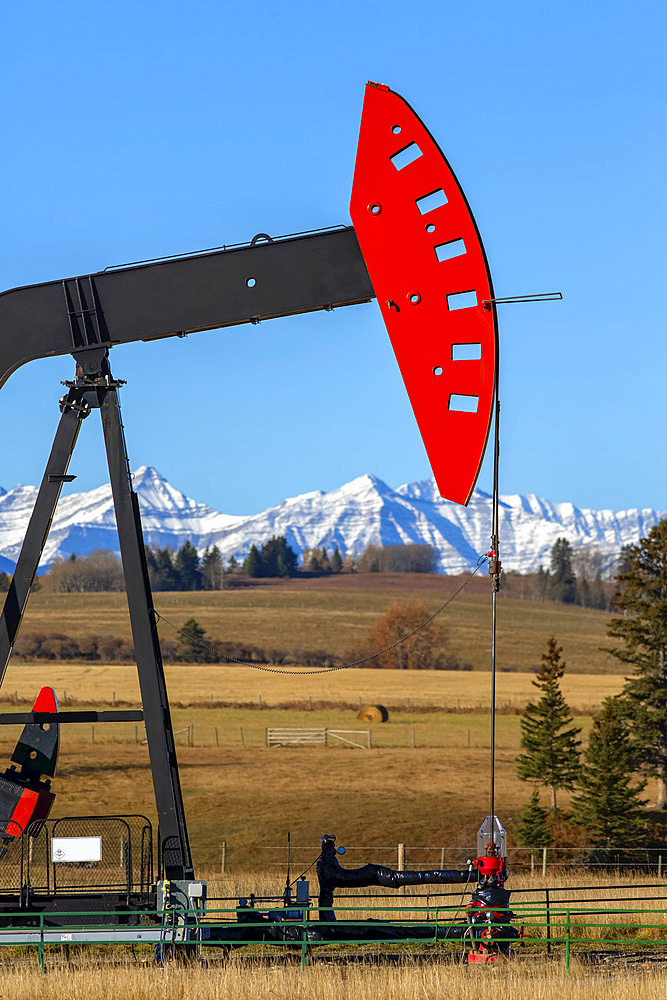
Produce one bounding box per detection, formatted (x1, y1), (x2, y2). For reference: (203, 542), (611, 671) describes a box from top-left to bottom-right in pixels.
(243, 544), (262, 577)
(570, 698), (648, 851)
(516, 637), (581, 811)
(260, 536), (298, 577)
(331, 547), (343, 573)
(175, 541), (200, 590)
(307, 550), (321, 572)
(146, 546), (179, 590)
(515, 789), (552, 849)
(179, 617), (208, 662)
(605, 519), (667, 809)
(549, 538), (577, 604)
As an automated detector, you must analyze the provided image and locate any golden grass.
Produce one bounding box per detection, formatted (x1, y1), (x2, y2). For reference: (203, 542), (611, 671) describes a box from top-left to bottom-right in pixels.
(0, 953), (664, 999)
(0, 664), (624, 713)
(0, 736), (653, 871)
(18, 576), (620, 673)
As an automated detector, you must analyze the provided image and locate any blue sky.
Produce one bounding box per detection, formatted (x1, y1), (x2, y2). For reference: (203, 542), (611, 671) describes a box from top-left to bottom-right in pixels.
(1, 1), (665, 516)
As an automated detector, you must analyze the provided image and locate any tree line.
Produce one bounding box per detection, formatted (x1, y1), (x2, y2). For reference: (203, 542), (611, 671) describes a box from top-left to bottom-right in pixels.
(503, 537), (612, 609)
(0, 535), (644, 597)
(27, 539), (439, 591)
(515, 519), (667, 854)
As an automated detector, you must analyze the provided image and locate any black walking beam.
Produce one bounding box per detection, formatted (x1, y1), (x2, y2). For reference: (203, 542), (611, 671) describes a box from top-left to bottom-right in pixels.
(0, 228), (373, 391)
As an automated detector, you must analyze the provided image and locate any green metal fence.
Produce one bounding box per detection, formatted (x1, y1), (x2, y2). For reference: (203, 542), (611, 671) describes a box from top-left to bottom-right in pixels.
(0, 901), (664, 974)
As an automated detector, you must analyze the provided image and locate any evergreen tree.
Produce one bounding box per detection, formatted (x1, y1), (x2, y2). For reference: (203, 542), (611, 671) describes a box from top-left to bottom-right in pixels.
(175, 541), (200, 590)
(0, 572), (9, 592)
(243, 544), (261, 577)
(516, 637), (581, 811)
(259, 536), (298, 577)
(549, 538), (577, 604)
(179, 617), (208, 662)
(331, 547), (343, 573)
(146, 546), (179, 590)
(570, 698), (648, 850)
(616, 544), (633, 576)
(319, 547), (331, 572)
(515, 789), (552, 849)
(605, 519), (667, 809)
(307, 550), (321, 572)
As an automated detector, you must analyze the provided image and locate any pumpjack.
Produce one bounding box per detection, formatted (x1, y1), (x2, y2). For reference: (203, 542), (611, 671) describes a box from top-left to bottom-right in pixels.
(0, 83), (511, 943)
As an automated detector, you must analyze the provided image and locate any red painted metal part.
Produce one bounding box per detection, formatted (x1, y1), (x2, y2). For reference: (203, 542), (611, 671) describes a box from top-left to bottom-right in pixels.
(3, 687), (58, 839)
(31, 686), (57, 713)
(350, 82), (498, 506)
(6, 787), (38, 838)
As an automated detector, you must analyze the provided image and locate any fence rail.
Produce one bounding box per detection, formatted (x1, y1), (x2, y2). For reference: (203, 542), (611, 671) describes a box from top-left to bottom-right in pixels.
(0, 901), (664, 974)
(241, 843), (667, 875)
(265, 728), (371, 748)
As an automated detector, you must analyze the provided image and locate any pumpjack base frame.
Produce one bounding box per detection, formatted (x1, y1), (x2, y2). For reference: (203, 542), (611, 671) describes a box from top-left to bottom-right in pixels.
(0, 350), (192, 879)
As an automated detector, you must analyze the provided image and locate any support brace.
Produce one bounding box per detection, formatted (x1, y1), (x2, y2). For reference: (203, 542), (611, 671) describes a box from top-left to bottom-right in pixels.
(0, 349), (193, 879)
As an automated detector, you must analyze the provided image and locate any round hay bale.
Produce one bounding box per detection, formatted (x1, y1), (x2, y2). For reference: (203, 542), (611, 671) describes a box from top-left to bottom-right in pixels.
(356, 704), (389, 723)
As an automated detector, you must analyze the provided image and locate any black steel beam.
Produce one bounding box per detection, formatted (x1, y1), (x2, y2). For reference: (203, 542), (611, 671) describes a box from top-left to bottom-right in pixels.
(0, 711), (144, 724)
(99, 387), (193, 881)
(0, 228), (373, 390)
(0, 388), (88, 687)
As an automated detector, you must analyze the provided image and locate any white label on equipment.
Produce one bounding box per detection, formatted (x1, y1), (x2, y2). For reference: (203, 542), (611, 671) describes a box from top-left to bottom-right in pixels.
(51, 837), (102, 863)
(60, 933), (73, 941)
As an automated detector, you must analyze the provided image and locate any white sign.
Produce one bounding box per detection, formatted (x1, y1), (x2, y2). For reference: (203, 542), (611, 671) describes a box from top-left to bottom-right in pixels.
(51, 837), (102, 863)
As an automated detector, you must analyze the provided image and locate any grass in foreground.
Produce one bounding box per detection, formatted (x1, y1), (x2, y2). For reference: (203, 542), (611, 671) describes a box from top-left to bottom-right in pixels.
(0, 953), (663, 1000)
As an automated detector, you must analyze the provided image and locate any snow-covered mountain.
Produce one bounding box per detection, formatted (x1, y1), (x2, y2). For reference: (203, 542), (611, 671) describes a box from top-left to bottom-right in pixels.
(0, 466), (663, 576)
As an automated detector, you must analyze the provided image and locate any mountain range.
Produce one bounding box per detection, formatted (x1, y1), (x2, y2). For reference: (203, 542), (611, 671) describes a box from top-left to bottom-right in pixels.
(0, 466), (663, 576)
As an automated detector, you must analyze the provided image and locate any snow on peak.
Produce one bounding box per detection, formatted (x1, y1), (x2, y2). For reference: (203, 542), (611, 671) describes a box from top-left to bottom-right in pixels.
(0, 468), (664, 575)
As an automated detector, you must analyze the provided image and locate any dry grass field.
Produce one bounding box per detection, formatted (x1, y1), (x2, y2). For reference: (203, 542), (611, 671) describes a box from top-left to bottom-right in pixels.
(0, 730), (656, 871)
(0, 663), (624, 712)
(18, 573), (620, 673)
(0, 579), (636, 872)
(1, 582), (661, 995)
(0, 955), (664, 1000)
(0, 956), (664, 1000)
